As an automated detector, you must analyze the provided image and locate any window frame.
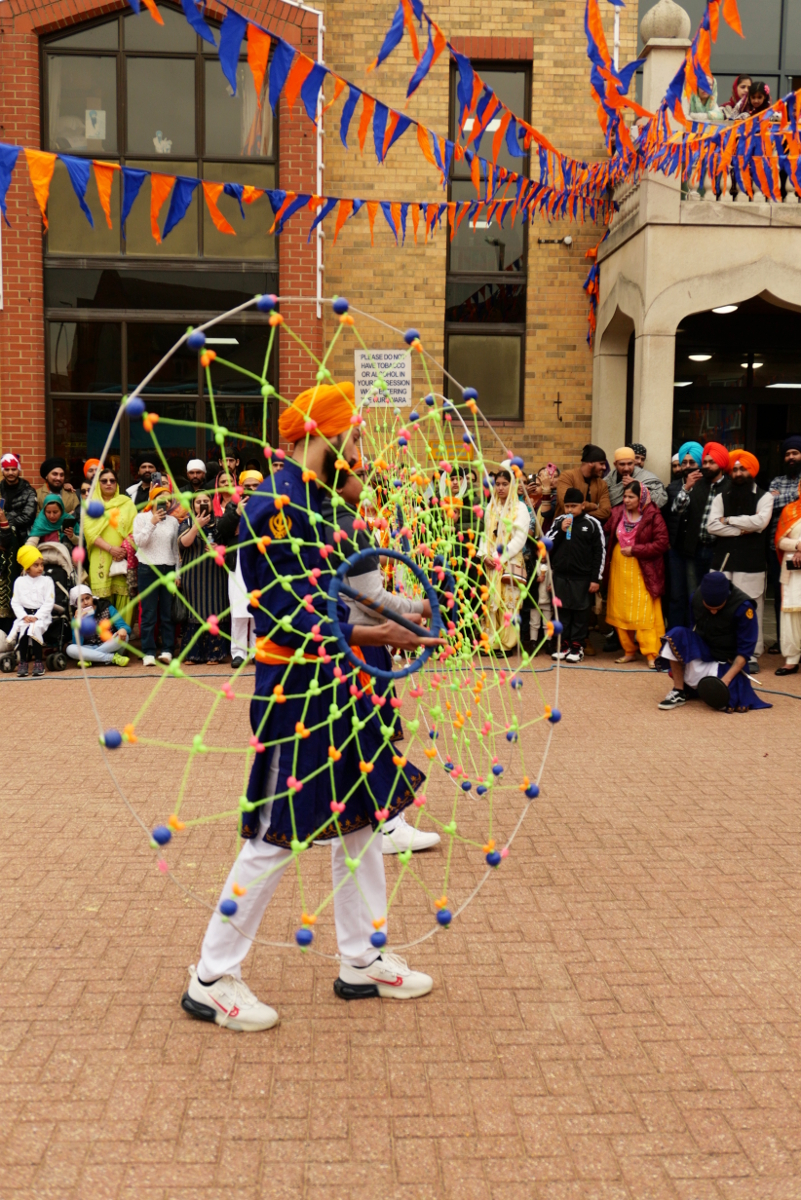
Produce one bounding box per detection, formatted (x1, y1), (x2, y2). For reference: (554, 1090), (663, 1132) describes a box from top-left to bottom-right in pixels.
(445, 59), (530, 422)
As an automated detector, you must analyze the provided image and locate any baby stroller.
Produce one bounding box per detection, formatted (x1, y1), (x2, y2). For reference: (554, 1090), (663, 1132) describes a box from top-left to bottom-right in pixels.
(0, 541), (75, 673)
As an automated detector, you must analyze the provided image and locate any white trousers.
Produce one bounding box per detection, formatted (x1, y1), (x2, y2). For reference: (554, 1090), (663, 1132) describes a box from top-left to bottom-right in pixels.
(529, 576), (553, 639)
(780, 609), (801, 665)
(198, 750), (387, 980)
(723, 570), (765, 657)
(230, 616), (256, 660)
(660, 643), (721, 688)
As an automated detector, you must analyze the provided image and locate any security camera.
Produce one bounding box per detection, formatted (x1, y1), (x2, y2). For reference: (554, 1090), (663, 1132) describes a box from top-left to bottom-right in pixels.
(563, 235), (573, 246)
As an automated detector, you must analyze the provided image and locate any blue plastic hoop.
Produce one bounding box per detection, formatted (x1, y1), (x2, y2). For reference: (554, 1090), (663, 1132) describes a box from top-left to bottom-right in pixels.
(326, 547), (444, 681)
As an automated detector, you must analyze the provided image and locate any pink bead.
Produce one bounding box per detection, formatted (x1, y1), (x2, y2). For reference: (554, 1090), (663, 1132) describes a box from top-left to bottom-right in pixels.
(500, 848), (509, 859)
(249, 736), (266, 752)
(263, 445), (273, 459)
(275, 448), (286, 460)
(287, 776), (302, 792)
(413, 794), (426, 807)
(157, 859), (169, 873)
(389, 697), (402, 708)
(304, 419), (317, 433)
(71, 546), (86, 564)
(207, 614), (219, 635)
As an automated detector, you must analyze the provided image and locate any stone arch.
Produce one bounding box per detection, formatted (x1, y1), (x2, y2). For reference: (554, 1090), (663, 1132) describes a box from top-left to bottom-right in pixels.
(643, 256), (801, 337)
(592, 303), (637, 458)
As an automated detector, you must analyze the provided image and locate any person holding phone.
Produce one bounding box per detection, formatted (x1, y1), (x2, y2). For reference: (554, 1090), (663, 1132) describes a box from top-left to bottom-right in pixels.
(132, 484), (181, 666)
(177, 492), (229, 663)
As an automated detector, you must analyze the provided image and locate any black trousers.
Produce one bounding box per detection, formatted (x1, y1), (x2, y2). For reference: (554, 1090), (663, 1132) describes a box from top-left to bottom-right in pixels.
(17, 629), (43, 662)
(560, 606), (590, 647)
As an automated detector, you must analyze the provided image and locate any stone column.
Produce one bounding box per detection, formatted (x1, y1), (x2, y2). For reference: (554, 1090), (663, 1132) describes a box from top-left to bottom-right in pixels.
(632, 332), (676, 482)
(592, 338), (629, 456)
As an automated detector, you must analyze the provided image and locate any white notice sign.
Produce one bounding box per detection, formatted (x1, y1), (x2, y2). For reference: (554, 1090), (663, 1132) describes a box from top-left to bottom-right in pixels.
(354, 349), (412, 407)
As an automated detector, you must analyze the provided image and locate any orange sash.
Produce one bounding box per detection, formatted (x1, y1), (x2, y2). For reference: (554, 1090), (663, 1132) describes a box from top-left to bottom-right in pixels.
(775, 482), (801, 562)
(254, 636), (373, 692)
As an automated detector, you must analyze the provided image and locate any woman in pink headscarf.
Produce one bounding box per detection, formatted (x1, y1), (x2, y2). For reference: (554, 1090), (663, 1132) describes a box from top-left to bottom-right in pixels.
(604, 481), (669, 667)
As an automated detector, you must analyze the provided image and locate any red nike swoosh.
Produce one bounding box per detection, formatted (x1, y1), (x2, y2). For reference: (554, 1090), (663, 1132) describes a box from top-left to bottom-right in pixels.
(367, 974), (404, 986)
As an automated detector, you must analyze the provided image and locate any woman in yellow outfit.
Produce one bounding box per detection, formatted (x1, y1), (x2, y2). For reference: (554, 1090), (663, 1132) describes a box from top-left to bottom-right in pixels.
(83, 467), (136, 603)
(480, 467), (531, 652)
(604, 481), (670, 667)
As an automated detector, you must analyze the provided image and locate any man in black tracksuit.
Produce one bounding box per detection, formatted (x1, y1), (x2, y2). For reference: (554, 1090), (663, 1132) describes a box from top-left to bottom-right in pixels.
(549, 488), (606, 663)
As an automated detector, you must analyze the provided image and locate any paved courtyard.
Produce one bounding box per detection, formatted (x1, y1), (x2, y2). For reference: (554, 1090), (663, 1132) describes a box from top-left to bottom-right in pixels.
(2, 655), (801, 1200)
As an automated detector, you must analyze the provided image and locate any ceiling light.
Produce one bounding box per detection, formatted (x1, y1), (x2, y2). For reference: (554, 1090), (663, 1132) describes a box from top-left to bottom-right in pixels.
(767, 382), (801, 388)
(689, 354), (711, 362)
(712, 305), (738, 314)
(205, 337), (239, 345)
(741, 361), (763, 368)
(674, 381), (693, 387)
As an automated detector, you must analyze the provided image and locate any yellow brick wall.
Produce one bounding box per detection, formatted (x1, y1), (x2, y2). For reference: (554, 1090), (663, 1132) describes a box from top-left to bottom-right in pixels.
(318, 0), (638, 471)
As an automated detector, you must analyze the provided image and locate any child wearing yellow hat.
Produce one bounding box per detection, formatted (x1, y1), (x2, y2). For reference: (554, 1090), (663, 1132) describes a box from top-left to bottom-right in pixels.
(10, 546), (55, 678)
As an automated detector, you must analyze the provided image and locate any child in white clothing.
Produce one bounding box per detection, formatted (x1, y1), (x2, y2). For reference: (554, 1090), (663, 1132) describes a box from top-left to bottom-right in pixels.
(10, 545), (55, 678)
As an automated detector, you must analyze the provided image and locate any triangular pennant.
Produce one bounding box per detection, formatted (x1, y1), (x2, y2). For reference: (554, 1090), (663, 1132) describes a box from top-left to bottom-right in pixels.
(323, 76), (347, 115)
(59, 154), (94, 228)
(308, 196), (337, 241)
(121, 166), (148, 235)
(219, 8), (247, 94)
(366, 200), (379, 245)
(284, 55), (313, 112)
(340, 86), (361, 148)
(373, 103), (390, 163)
(141, 0), (164, 25)
(180, 0), (215, 45)
(203, 181), (236, 235)
(0, 143), (21, 226)
(150, 173), (175, 244)
(367, 1), (405, 72)
(269, 40), (296, 113)
(24, 149), (56, 230)
(162, 176), (199, 239)
(300, 63), (328, 123)
(247, 24), (271, 105)
(93, 161), (116, 229)
(358, 96), (376, 154)
(333, 198), (354, 243)
(410, 202), (420, 244)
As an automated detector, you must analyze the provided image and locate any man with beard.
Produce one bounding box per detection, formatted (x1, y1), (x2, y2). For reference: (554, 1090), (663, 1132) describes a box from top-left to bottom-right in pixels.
(0, 454), (38, 631)
(185, 459), (208, 493)
(126, 453), (158, 507)
(671, 440), (730, 595)
(765, 435), (801, 652)
(708, 449), (771, 669)
(664, 441), (703, 627)
(604, 447), (668, 509)
(36, 456), (78, 515)
(670, 453), (682, 481)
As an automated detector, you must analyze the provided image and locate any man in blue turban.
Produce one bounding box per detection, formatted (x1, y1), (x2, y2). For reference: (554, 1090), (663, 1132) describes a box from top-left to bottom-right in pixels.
(664, 442), (705, 626)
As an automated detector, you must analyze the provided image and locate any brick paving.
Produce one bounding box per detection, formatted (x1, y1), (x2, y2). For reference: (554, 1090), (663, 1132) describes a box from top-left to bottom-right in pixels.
(2, 658), (801, 1200)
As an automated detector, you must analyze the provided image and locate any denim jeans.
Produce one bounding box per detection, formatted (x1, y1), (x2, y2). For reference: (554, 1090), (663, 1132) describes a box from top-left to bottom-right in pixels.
(138, 564), (175, 656)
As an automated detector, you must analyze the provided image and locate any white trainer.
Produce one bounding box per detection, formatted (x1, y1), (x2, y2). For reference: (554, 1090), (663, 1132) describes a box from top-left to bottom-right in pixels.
(181, 965), (279, 1031)
(335, 952), (433, 1000)
(142, 655), (156, 666)
(381, 811), (441, 854)
(157, 651), (173, 665)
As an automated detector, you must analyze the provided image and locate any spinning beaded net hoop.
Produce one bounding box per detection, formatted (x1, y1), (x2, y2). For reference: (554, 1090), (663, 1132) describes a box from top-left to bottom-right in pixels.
(78, 294), (564, 957)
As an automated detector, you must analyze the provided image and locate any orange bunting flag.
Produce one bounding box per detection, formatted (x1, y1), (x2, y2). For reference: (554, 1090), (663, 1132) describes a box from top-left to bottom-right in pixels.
(383, 112), (400, 160)
(150, 173), (175, 244)
(141, 0), (164, 24)
(268, 190), (297, 234)
(284, 54), (314, 112)
(721, 0), (743, 37)
(24, 149), (57, 230)
(492, 112), (512, 165)
(241, 185), (264, 205)
(202, 182), (236, 235)
(410, 202), (420, 244)
(447, 201), (457, 241)
(246, 24), (271, 105)
(92, 161), (117, 229)
(417, 125), (439, 170)
(366, 200), (379, 245)
(333, 199), (353, 244)
(400, 0), (421, 61)
(358, 95), (376, 154)
(323, 77), (347, 115)
(425, 202), (438, 242)
(470, 153), (481, 195)
(390, 200), (402, 239)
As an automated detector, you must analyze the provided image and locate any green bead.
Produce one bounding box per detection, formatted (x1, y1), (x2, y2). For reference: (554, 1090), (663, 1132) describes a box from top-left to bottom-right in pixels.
(239, 795), (256, 812)
(405, 719), (420, 733)
(291, 839), (308, 853)
(430, 705), (443, 720)
(399, 849), (413, 865)
(308, 680), (321, 695)
(192, 734), (208, 753)
(351, 716), (365, 731)
(443, 821), (457, 835)
(381, 724), (394, 740)
(261, 382), (275, 398)
(344, 856), (361, 872)
(329, 705), (341, 719)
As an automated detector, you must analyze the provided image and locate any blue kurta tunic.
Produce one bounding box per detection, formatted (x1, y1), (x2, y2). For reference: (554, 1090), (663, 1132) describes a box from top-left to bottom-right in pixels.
(238, 460), (424, 846)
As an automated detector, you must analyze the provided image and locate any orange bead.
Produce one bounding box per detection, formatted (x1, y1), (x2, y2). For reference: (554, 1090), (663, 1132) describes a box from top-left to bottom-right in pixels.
(200, 350), (217, 368)
(339, 313), (354, 325)
(269, 312), (283, 326)
(232, 883), (248, 896)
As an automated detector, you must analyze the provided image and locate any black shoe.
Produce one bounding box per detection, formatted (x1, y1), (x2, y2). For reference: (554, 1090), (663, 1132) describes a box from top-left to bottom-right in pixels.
(747, 659), (760, 675)
(775, 664), (800, 676)
(231, 656), (245, 670)
(658, 688), (686, 710)
(604, 630), (621, 653)
(767, 641), (781, 655)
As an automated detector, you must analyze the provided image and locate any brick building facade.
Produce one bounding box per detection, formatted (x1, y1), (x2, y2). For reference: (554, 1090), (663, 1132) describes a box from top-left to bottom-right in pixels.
(0, 0), (637, 489)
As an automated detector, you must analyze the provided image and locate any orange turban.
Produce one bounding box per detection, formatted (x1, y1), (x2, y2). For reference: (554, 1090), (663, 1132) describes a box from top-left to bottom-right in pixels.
(729, 448), (760, 478)
(83, 458), (101, 479)
(702, 442), (730, 472)
(278, 382), (356, 444)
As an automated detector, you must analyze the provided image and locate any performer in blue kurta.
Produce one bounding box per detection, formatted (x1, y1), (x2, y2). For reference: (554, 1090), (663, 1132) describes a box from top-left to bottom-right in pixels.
(656, 571), (771, 713)
(181, 383), (443, 1031)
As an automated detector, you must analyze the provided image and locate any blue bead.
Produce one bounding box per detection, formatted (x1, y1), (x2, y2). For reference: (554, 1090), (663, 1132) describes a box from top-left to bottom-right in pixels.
(436, 908), (452, 926)
(370, 930), (387, 949)
(552, 620), (563, 635)
(187, 330), (206, 350)
(332, 296), (349, 314)
(486, 851), (501, 867)
(542, 536), (554, 552)
(220, 899), (238, 917)
(462, 387), (478, 401)
(409, 410), (420, 421)
(511, 677), (523, 688)
(80, 615), (97, 638)
(510, 456), (525, 469)
(152, 825), (172, 845)
(404, 328), (420, 344)
(424, 394), (435, 406)
(428, 729), (438, 739)
(102, 728), (122, 749)
(548, 709), (562, 724)
(461, 780), (472, 791)
(525, 783), (540, 798)
(125, 396), (146, 417)
(398, 437), (408, 447)
(505, 731), (518, 742)
(476, 785), (488, 795)
(491, 764), (504, 776)
(86, 500), (104, 519)
(256, 293), (277, 312)
(443, 762), (453, 772)
(295, 927), (314, 946)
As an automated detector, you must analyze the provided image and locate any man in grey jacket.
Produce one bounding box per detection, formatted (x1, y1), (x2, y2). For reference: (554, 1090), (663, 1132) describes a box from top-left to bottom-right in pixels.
(605, 446), (668, 509)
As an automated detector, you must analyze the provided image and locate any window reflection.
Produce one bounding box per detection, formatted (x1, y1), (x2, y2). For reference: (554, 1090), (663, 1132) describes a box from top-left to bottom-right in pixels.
(448, 182), (524, 273)
(45, 268), (278, 310)
(446, 334), (521, 418)
(47, 160), (120, 256)
(205, 61), (272, 157)
(446, 279), (526, 323)
(127, 324), (200, 394)
(202, 326), (273, 394)
(126, 58), (196, 156)
(452, 69), (527, 175)
(53, 398), (122, 485)
(47, 55), (117, 154)
(128, 402), (199, 479)
(49, 322), (122, 392)
(50, 21), (118, 49)
(202, 163), (276, 259)
(124, 7), (196, 52)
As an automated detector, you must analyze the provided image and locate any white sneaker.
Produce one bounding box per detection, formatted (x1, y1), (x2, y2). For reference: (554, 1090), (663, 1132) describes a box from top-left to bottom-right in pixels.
(551, 648), (567, 660)
(142, 655), (156, 667)
(335, 952), (433, 1000)
(565, 646), (584, 663)
(157, 651), (173, 665)
(381, 811), (441, 854)
(181, 965), (278, 1031)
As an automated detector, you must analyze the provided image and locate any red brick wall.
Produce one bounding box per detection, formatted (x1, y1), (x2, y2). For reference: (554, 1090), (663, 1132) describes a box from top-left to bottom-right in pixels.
(0, 0), (321, 484)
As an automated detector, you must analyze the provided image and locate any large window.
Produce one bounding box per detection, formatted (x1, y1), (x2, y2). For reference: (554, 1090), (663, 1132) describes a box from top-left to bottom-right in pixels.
(445, 65), (530, 421)
(42, 5), (278, 484)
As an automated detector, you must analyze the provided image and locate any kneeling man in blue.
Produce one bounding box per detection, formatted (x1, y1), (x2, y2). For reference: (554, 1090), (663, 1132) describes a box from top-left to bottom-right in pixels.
(657, 571), (770, 713)
(181, 382), (444, 1032)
